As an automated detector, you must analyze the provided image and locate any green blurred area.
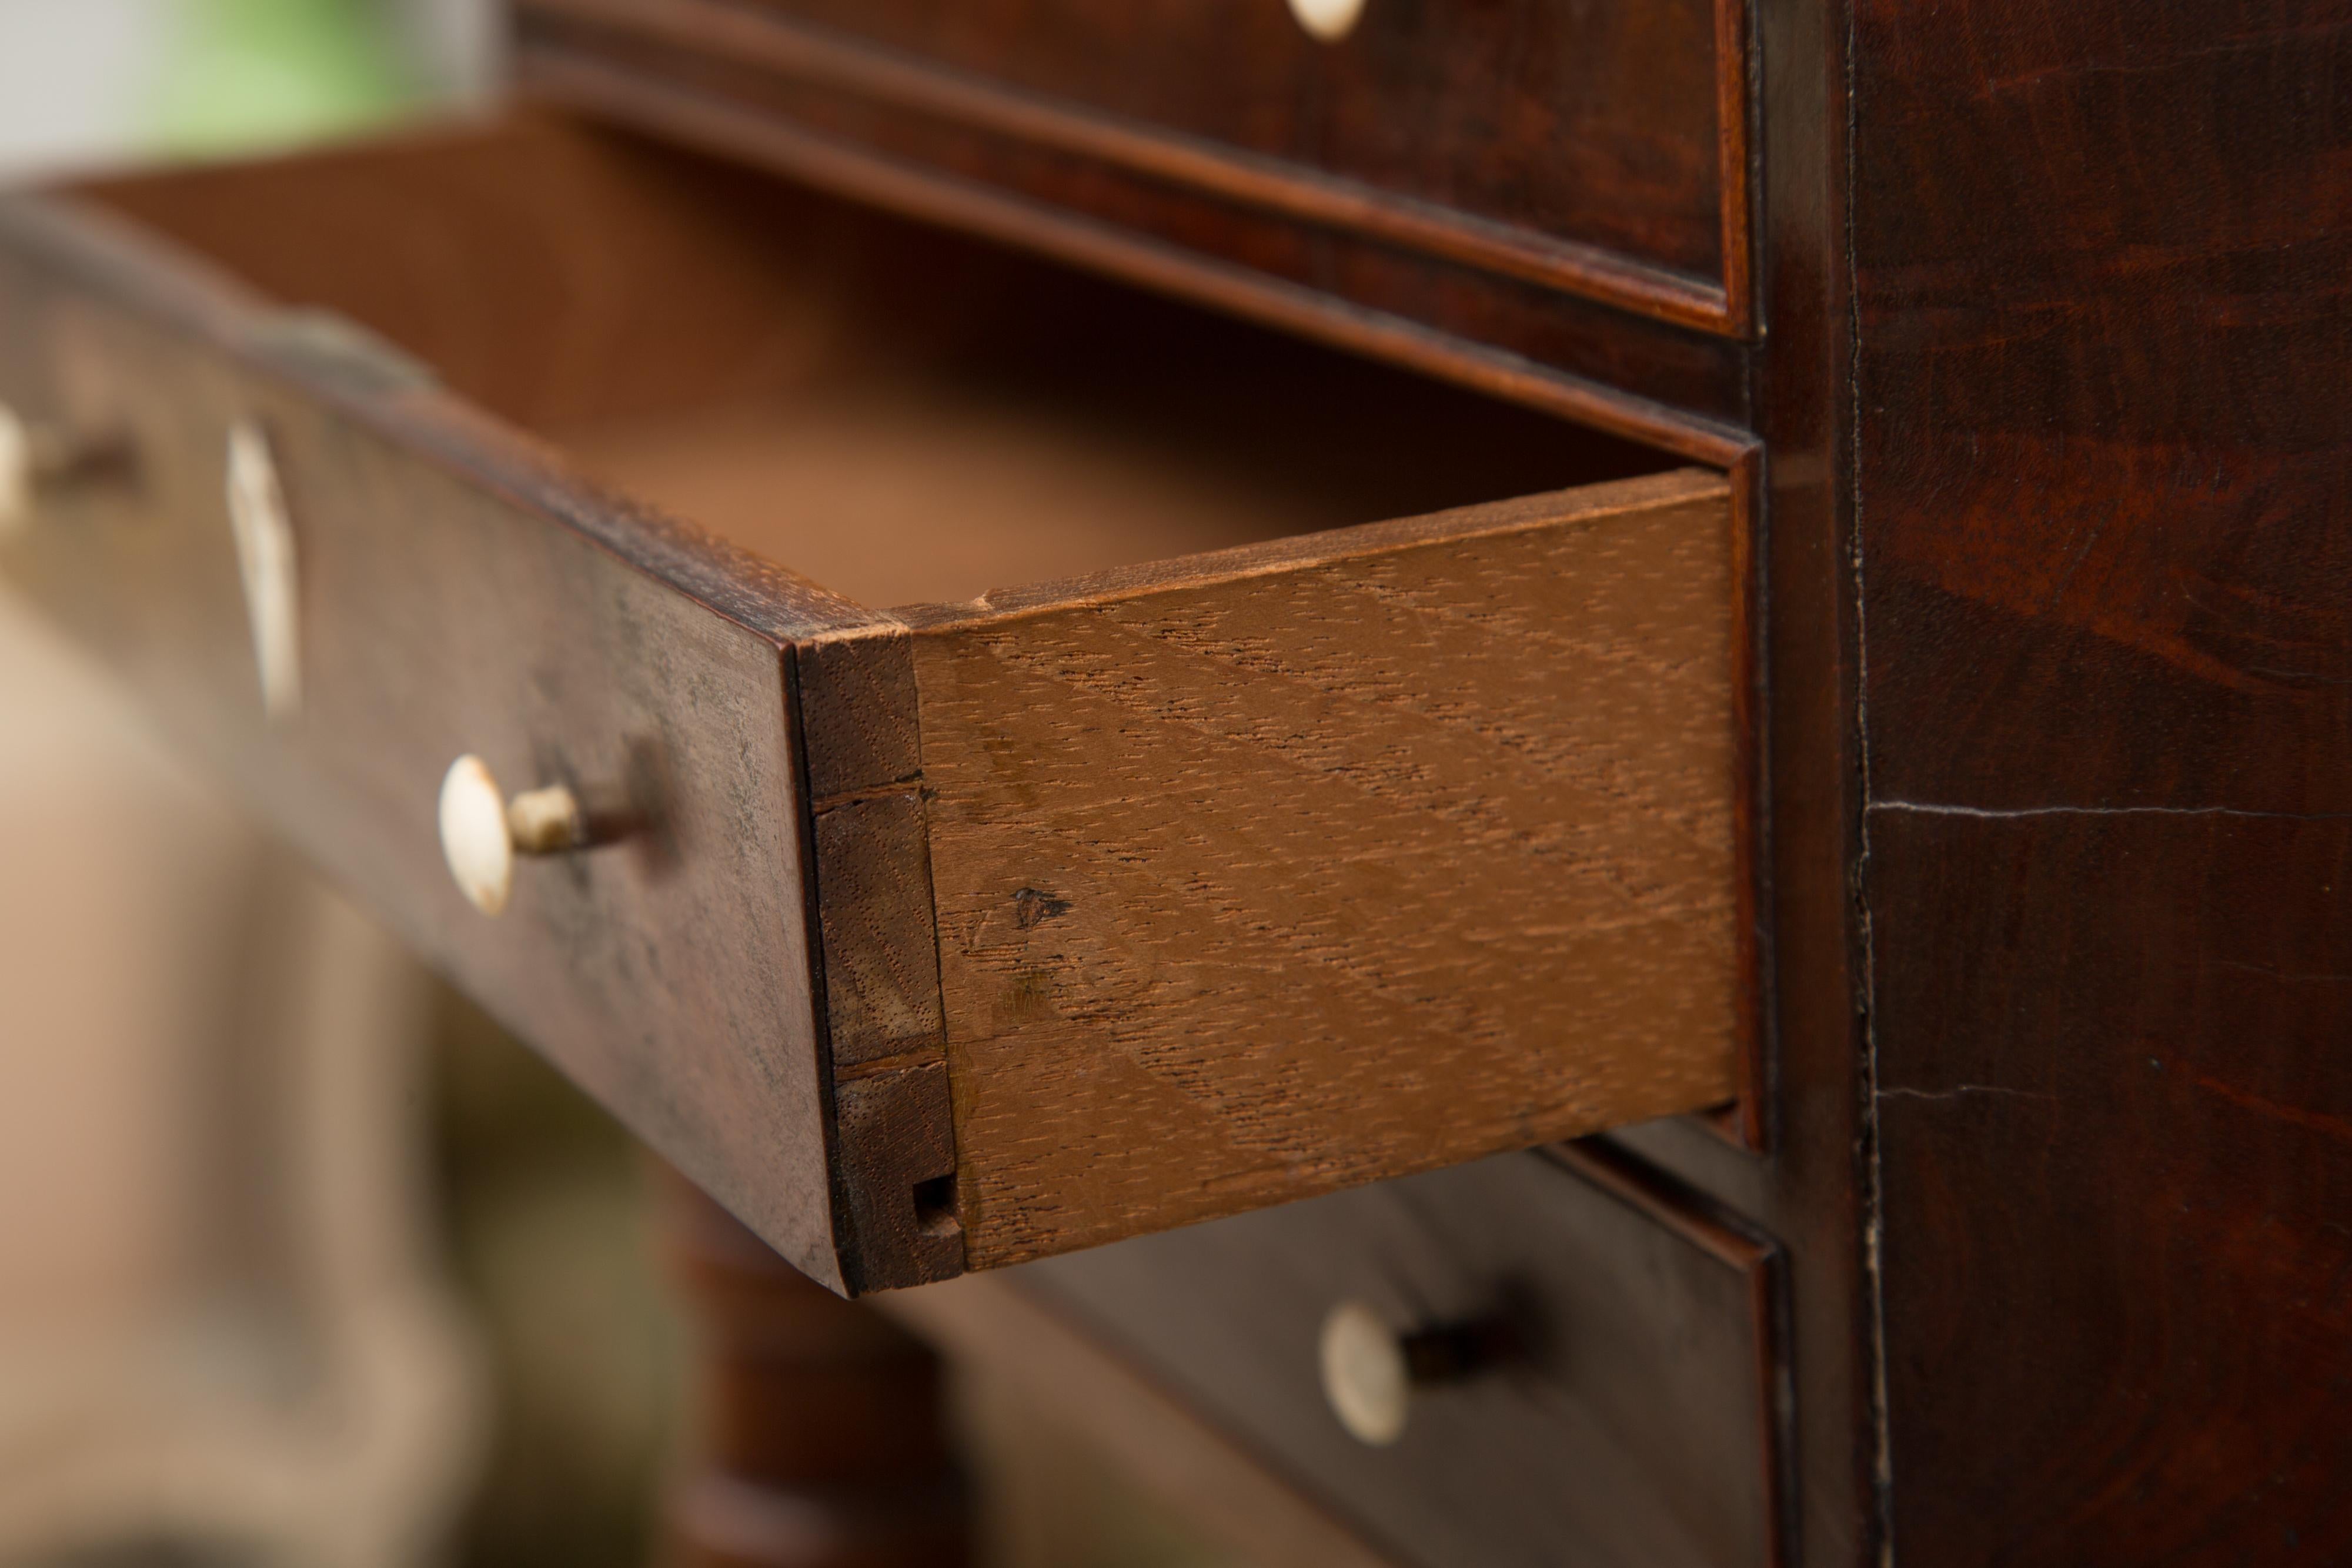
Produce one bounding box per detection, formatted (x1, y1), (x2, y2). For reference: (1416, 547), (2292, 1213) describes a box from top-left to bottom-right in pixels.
(431, 994), (683, 1568)
(146, 0), (427, 161)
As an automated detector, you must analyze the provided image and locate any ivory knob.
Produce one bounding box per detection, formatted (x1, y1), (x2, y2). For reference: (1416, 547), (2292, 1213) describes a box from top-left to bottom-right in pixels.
(0, 405), (28, 534)
(1318, 1299), (1511, 1446)
(438, 754), (587, 917)
(1287, 0), (1368, 42)
(225, 423), (303, 721)
(0, 403), (137, 537)
(1319, 1301), (1412, 1445)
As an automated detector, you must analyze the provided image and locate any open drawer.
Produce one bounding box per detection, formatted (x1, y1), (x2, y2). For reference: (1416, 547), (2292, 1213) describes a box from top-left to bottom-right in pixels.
(0, 114), (1742, 1294)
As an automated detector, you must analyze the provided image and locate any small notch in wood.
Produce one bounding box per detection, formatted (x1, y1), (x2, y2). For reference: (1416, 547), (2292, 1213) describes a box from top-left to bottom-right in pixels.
(912, 1173), (961, 1239)
(1013, 887), (1072, 928)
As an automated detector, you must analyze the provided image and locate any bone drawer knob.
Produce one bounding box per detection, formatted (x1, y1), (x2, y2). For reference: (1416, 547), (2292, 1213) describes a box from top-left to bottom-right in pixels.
(438, 754), (589, 917)
(0, 402), (134, 536)
(0, 406), (26, 531)
(1318, 1300), (1510, 1446)
(1287, 0), (1367, 42)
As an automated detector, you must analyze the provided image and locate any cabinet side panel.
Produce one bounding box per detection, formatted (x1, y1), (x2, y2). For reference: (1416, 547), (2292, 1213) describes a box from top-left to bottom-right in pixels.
(1856, 5), (2352, 1560)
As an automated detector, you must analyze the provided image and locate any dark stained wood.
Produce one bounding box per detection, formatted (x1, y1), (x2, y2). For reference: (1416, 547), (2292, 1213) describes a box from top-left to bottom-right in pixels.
(51, 3), (2352, 1562)
(1871, 813), (2352, 1561)
(1592, 1), (1881, 1566)
(737, 0), (1736, 287)
(1732, 0), (1876, 1556)
(511, 38), (1754, 430)
(0, 187), (912, 1296)
(881, 1275), (1404, 1568)
(69, 114), (861, 434)
(1026, 1144), (1788, 1568)
(1846, 5), (2352, 1563)
(657, 1168), (971, 1567)
(810, 791), (946, 1074)
(514, 0), (1754, 333)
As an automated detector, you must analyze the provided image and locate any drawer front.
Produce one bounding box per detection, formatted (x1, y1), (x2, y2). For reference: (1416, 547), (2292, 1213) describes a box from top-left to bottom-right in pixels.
(513, 0), (1754, 337)
(743, 0), (1735, 275)
(0, 195), (953, 1295)
(1025, 1145), (1788, 1568)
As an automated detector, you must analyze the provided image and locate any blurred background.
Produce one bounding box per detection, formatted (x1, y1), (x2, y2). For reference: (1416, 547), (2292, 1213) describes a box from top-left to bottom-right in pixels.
(0, 5), (1247, 1564)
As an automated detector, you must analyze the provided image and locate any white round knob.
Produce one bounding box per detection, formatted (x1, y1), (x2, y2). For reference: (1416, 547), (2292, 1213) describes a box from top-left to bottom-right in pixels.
(1319, 1301), (1411, 1446)
(0, 404), (136, 539)
(1287, 0), (1368, 42)
(225, 422), (303, 723)
(439, 754), (586, 917)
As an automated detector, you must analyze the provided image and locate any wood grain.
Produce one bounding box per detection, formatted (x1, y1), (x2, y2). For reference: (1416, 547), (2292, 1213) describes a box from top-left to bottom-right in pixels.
(514, 0), (1753, 332)
(1872, 811), (2352, 1563)
(1849, 5), (2352, 1561)
(890, 470), (1741, 1266)
(70, 113), (858, 435)
(696, 0), (1733, 283)
(797, 620), (961, 1291)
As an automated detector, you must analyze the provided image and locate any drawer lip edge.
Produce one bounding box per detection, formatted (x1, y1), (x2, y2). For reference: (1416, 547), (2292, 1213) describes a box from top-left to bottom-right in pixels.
(890, 467), (1734, 631)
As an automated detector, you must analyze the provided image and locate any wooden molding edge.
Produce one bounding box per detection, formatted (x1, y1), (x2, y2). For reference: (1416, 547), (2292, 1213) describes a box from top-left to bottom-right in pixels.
(516, 0), (1751, 337)
(1550, 1139), (1793, 1567)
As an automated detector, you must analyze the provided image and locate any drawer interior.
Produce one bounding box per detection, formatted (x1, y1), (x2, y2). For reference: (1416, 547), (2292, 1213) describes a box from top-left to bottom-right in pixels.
(74, 114), (1678, 607)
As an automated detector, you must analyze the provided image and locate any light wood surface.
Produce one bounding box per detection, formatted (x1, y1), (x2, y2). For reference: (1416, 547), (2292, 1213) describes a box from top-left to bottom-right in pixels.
(896, 469), (1740, 1266)
(556, 382), (1328, 608)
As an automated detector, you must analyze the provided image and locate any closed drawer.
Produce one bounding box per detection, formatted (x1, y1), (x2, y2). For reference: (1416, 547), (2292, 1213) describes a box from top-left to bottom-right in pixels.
(512, 0), (1753, 336)
(1024, 1144), (1788, 1568)
(0, 115), (1743, 1294)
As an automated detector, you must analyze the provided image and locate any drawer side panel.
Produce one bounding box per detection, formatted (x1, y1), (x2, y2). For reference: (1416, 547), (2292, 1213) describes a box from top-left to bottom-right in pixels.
(906, 471), (1742, 1267)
